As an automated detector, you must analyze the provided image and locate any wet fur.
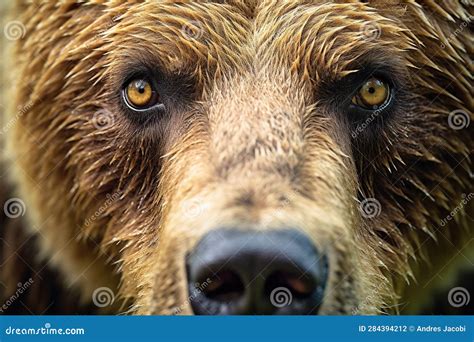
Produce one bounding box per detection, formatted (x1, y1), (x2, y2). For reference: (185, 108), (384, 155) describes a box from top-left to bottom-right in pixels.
(0, 0), (472, 314)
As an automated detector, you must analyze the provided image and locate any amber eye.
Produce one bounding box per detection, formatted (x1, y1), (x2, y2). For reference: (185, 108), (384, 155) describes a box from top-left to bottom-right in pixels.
(124, 79), (159, 109)
(351, 78), (390, 109)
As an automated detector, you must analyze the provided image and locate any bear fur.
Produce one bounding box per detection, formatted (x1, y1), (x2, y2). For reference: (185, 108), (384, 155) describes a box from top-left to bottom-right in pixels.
(0, 0), (472, 314)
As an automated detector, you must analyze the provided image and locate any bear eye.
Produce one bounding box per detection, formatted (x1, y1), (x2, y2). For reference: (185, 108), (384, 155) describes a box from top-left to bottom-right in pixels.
(123, 78), (160, 110)
(351, 77), (390, 109)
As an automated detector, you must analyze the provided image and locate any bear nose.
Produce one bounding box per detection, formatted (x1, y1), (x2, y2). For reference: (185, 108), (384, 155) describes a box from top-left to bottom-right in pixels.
(186, 228), (328, 315)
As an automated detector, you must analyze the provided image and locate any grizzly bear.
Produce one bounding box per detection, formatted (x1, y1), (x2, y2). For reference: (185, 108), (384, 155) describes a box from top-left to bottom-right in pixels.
(0, 1), (472, 315)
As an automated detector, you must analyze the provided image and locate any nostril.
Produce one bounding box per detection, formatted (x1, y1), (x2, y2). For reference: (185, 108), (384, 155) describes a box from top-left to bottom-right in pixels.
(203, 270), (245, 302)
(187, 228), (329, 315)
(264, 271), (315, 300)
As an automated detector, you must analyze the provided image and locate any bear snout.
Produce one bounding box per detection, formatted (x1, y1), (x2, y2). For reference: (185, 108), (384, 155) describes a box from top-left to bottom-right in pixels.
(186, 228), (328, 315)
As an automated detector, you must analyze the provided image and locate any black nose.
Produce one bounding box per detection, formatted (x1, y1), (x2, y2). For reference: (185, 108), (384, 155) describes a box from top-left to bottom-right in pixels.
(186, 228), (328, 315)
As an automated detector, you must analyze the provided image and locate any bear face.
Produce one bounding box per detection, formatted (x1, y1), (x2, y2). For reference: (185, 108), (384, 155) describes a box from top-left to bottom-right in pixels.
(1, 1), (472, 314)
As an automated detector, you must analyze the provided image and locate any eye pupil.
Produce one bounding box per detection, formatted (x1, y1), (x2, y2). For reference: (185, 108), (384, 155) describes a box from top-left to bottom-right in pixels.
(124, 78), (159, 110)
(135, 80), (146, 93)
(351, 77), (390, 109)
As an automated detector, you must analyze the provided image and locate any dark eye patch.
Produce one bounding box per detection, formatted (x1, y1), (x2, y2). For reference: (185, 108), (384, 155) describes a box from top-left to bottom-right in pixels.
(115, 63), (196, 127)
(318, 61), (405, 137)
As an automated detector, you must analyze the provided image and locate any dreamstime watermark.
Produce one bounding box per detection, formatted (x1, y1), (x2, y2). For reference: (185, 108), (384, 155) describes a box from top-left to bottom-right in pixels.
(351, 108), (383, 138)
(3, 197), (26, 218)
(92, 109), (115, 129)
(360, 21), (381, 41)
(172, 278), (213, 314)
(351, 294), (375, 315)
(5, 323), (85, 336)
(359, 197), (382, 219)
(181, 199), (205, 219)
(92, 287), (115, 307)
(440, 192), (473, 227)
(181, 20), (204, 40)
(270, 287), (293, 308)
(447, 109), (470, 130)
(447, 287), (470, 308)
(0, 100), (35, 136)
(440, 17), (472, 49)
(3, 20), (26, 41)
(84, 191), (121, 227)
(0, 278), (34, 313)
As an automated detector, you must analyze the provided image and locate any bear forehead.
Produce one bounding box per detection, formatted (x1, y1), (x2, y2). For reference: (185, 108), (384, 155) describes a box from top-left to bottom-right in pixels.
(103, 1), (411, 83)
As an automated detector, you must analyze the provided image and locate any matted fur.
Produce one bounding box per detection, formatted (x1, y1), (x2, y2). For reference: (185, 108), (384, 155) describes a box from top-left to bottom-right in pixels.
(0, 0), (472, 314)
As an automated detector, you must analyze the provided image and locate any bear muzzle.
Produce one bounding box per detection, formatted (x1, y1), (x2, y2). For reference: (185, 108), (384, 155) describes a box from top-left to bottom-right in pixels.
(186, 228), (328, 315)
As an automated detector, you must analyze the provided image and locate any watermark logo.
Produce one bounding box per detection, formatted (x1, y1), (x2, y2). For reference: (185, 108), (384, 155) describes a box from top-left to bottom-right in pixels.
(92, 287), (115, 308)
(172, 278), (213, 315)
(440, 18), (470, 49)
(84, 191), (121, 227)
(181, 20), (204, 41)
(181, 199), (204, 219)
(351, 109), (382, 139)
(447, 287), (470, 308)
(0, 100), (36, 136)
(92, 109), (115, 130)
(448, 109), (470, 130)
(4, 21), (26, 41)
(270, 287), (293, 308)
(351, 295), (375, 315)
(359, 198), (382, 219)
(360, 22), (381, 41)
(440, 192), (473, 226)
(0, 278), (34, 313)
(3, 198), (26, 218)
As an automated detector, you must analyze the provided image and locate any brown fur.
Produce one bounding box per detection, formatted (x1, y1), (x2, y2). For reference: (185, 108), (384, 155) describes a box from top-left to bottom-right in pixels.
(0, 0), (472, 314)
